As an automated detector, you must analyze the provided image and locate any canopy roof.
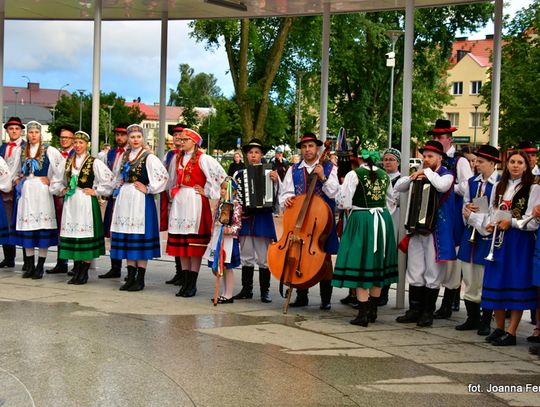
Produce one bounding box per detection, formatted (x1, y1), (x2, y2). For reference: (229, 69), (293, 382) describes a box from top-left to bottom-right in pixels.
(4, 0), (486, 20)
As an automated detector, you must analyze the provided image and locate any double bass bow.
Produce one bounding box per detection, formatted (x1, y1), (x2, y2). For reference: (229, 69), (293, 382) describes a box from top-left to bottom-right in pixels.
(267, 141), (334, 313)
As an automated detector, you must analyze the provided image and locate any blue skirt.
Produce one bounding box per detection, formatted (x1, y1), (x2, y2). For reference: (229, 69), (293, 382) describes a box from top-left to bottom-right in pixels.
(110, 195), (161, 261)
(207, 239), (241, 270)
(10, 228), (58, 248)
(533, 232), (540, 287)
(481, 228), (537, 310)
(0, 200), (10, 245)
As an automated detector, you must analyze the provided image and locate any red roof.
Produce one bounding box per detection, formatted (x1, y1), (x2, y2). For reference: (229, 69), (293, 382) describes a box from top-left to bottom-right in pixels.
(125, 102), (159, 120)
(125, 102), (211, 122)
(3, 83), (70, 107)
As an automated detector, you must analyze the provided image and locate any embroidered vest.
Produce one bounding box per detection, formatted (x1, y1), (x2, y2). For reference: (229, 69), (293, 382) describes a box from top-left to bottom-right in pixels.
(66, 156), (95, 189)
(509, 183), (531, 220)
(351, 167), (390, 208)
(121, 151), (150, 185)
(21, 144), (50, 177)
(291, 160), (335, 212)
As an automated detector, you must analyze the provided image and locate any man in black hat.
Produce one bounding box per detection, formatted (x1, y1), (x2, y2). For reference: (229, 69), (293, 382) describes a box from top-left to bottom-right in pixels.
(98, 123), (129, 279)
(429, 119), (474, 320)
(455, 144), (501, 336)
(47, 124), (77, 274)
(163, 124), (186, 287)
(394, 140), (456, 327)
(278, 132), (339, 310)
(517, 141), (540, 180)
(232, 138), (277, 303)
(0, 117), (26, 268)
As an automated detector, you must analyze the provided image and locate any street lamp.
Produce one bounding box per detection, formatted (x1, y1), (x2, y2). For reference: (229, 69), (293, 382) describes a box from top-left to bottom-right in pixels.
(22, 75), (32, 104)
(472, 103), (480, 148)
(51, 108), (56, 123)
(77, 89), (85, 130)
(107, 105), (113, 145)
(385, 30), (403, 149)
(58, 83), (69, 103)
(13, 90), (19, 115)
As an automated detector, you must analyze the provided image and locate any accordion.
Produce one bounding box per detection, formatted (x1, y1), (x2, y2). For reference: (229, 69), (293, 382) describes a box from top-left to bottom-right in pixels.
(239, 164), (274, 209)
(404, 178), (438, 235)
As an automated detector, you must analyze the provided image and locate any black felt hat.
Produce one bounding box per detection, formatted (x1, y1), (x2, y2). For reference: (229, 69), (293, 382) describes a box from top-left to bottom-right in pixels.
(419, 140), (447, 159)
(474, 144), (501, 163)
(242, 138), (268, 154)
(296, 132), (323, 148)
(427, 119), (458, 135)
(3, 117), (24, 130)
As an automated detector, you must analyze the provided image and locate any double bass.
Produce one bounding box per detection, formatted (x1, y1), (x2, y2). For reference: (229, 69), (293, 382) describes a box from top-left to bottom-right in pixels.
(267, 142), (334, 313)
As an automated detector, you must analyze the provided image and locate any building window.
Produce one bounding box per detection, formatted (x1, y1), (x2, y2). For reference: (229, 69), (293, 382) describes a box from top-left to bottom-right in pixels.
(471, 112), (483, 128)
(452, 82), (463, 95)
(446, 113), (459, 128)
(470, 81), (482, 95)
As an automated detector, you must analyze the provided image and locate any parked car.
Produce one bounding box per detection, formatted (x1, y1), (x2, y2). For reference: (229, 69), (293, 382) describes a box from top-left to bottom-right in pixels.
(409, 158), (422, 170)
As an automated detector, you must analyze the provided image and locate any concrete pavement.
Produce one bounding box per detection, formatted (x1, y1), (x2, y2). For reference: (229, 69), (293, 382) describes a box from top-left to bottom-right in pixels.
(0, 252), (539, 407)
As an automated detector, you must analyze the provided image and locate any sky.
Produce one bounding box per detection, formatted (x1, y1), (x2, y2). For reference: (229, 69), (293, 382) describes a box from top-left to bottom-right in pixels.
(3, 0), (534, 105)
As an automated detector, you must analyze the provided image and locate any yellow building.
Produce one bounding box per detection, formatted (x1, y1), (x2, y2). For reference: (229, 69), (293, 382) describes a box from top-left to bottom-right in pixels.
(443, 37), (493, 147)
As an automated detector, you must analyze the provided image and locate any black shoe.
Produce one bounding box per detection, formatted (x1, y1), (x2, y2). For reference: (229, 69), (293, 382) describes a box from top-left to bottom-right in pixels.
(216, 296), (234, 304)
(98, 269), (121, 279)
(526, 328), (540, 343)
(529, 344), (540, 355)
(378, 285), (390, 306)
(289, 289), (309, 307)
(417, 311), (434, 327)
(0, 259), (15, 268)
(165, 270), (184, 285)
(433, 288), (455, 319)
(260, 291), (272, 303)
(127, 267), (146, 292)
(119, 266), (137, 291)
(67, 262), (82, 284)
(179, 271), (198, 297)
(350, 301), (369, 327)
(396, 309), (421, 323)
(31, 257), (46, 280)
(455, 300), (480, 331)
(396, 285), (425, 323)
(452, 289), (461, 312)
(340, 294), (358, 306)
(46, 262), (68, 274)
(233, 287), (253, 299)
(368, 296), (379, 323)
(22, 255), (36, 279)
(72, 262), (90, 285)
(320, 303), (331, 311)
(485, 328), (506, 343)
(491, 332), (516, 346)
(417, 287), (440, 327)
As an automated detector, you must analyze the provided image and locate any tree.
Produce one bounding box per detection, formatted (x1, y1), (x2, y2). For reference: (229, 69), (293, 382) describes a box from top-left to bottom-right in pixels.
(51, 92), (145, 148)
(481, 1), (540, 148)
(190, 18), (303, 143)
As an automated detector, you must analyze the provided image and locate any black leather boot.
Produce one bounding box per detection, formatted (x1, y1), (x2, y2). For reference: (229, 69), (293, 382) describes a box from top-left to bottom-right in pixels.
(73, 262), (90, 285)
(319, 280), (333, 310)
(119, 266), (137, 291)
(128, 267), (146, 291)
(477, 308), (492, 336)
(232, 266), (254, 299)
(378, 285), (390, 306)
(21, 249), (29, 272)
(67, 261), (82, 284)
(368, 296), (380, 323)
(350, 301), (369, 327)
(340, 291), (359, 306)
(259, 267), (272, 303)
(433, 287), (455, 319)
(417, 287), (440, 327)
(0, 245), (16, 268)
(166, 257), (184, 285)
(32, 257), (47, 280)
(180, 271), (198, 297)
(455, 300), (480, 331)
(452, 288), (461, 311)
(47, 251), (68, 274)
(99, 258), (122, 278)
(22, 255), (35, 278)
(396, 285), (425, 323)
(289, 288), (309, 307)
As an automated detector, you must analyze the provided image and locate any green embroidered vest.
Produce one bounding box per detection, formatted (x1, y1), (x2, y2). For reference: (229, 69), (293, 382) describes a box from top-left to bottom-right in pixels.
(66, 155), (95, 189)
(351, 167), (390, 208)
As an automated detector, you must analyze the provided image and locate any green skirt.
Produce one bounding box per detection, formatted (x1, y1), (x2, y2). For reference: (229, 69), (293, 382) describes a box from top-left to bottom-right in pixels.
(59, 196), (105, 261)
(332, 208), (398, 289)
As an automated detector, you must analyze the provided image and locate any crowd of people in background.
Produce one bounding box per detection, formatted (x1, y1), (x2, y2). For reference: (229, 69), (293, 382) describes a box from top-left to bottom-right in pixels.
(1, 116), (539, 358)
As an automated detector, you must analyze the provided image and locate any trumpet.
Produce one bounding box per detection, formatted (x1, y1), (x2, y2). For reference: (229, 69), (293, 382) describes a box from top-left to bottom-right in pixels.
(516, 215), (540, 230)
(467, 182), (483, 244)
(484, 195), (511, 262)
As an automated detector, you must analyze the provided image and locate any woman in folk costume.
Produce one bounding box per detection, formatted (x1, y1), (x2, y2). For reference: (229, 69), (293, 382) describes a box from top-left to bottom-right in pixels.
(0, 157), (14, 245)
(50, 131), (115, 285)
(481, 150), (539, 346)
(166, 128), (227, 298)
(11, 121), (64, 279)
(332, 147), (398, 326)
(204, 177), (242, 304)
(110, 124), (169, 292)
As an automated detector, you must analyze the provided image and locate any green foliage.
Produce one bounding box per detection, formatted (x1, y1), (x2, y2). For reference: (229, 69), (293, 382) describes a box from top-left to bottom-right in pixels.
(481, 0), (540, 148)
(51, 91), (145, 148)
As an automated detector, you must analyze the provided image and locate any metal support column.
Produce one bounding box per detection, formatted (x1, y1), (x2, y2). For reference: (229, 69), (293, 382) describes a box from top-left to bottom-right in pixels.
(397, 0), (415, 309)
(489, 0), (503, 147)
(319, 2), (330, 141)
(0, 1), (5, 136)
(158, 11), (168, 159)
(91, 0), (102, 156)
